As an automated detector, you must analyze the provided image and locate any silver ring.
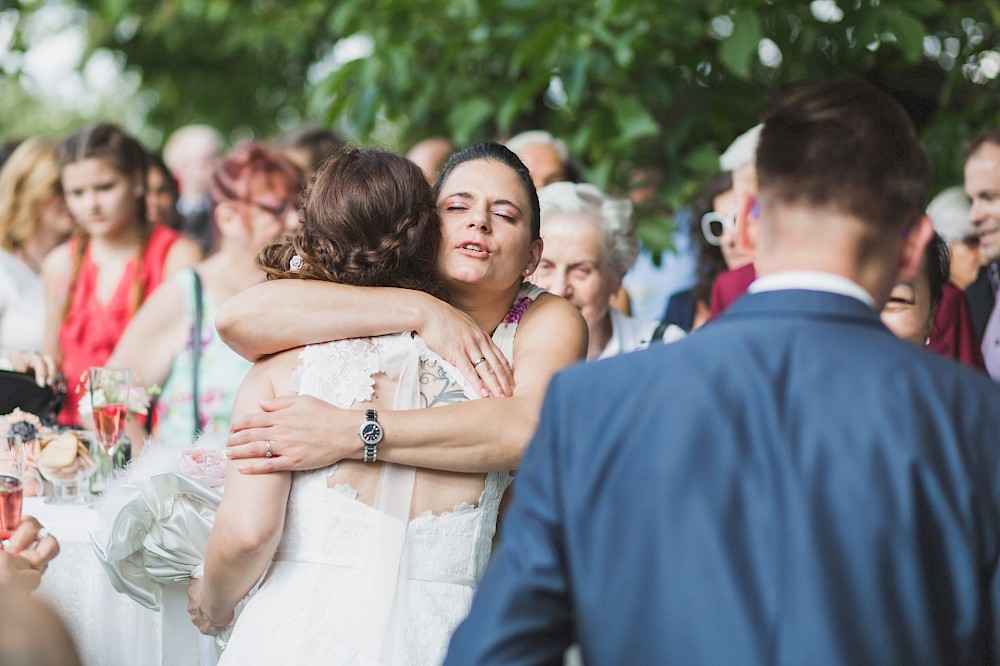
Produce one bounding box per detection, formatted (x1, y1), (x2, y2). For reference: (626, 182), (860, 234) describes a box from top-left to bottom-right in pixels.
(0, 538), (9, 550)
(37, 528), (50, 540)
(472, 357), (487, 367)
(265, 440), (274, 458)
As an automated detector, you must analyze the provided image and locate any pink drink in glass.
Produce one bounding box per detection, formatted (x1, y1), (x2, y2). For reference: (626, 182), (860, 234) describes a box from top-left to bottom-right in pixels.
(93, 403), (128, 455)
(0, 474), (22, 539)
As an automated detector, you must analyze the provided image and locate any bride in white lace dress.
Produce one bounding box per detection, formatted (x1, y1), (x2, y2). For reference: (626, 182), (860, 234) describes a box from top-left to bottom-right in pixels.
(188, 146), (582, 665)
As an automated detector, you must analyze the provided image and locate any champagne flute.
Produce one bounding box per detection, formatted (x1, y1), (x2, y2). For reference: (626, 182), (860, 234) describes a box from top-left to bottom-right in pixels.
(0, 434), (25, 539)
(89, 367), (131, 462)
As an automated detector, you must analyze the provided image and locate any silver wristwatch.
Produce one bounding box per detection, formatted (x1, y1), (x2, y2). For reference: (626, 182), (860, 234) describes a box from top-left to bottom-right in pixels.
(359, 409), (383, 462)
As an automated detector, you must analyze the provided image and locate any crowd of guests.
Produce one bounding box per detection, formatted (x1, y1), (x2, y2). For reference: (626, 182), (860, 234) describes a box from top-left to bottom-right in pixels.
(1, 76), (1000, 664)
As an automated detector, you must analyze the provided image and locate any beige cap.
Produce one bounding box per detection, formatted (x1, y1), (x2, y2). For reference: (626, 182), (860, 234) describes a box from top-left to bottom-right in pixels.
(927, 186), (975, 243)
(720, 124), (763, 172)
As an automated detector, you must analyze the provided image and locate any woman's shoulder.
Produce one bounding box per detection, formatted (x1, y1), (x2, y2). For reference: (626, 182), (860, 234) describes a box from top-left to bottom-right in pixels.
(513, 291), (588, 357)
(248, 346), (303, 392)
(156, 226), (202, 277)
(41, 241), (74, 280)
(520, 291), (586, 330)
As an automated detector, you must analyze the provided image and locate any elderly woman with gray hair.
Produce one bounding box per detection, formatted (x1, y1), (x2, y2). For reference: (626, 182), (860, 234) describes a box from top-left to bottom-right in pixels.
(532, 182), (683, 360)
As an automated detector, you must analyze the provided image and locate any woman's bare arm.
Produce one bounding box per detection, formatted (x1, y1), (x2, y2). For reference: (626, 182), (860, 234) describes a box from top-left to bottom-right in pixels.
(106, 278), (189, 450)
(189, 357), (292, 634)
(226, 294), (587, 473)
(162, 237), (202, 278)
(40, 243), (71, 360)
(217, 279), (513, 397)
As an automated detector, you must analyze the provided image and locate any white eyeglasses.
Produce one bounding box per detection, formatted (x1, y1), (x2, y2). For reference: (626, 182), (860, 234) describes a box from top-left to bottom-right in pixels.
(701, 212), (735, 246)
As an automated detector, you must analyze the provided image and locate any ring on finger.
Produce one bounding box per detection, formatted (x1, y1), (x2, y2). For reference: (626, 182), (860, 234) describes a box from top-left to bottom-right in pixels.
(265, 440), (274, 458)
(37, 528), (50, 541)
(0, 538), (9, 551)
(472, 357), (487, 367)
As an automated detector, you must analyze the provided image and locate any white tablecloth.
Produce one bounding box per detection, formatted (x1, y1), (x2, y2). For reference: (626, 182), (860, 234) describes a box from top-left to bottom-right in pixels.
(25, 497), (214, 666)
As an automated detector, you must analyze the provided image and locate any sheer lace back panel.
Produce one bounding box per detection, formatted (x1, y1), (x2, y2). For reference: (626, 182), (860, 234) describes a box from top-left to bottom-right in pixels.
(290, 333), (493, 519)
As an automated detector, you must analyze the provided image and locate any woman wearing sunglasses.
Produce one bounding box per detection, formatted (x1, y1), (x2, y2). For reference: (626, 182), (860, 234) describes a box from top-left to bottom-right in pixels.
(661, 172), (747, 332)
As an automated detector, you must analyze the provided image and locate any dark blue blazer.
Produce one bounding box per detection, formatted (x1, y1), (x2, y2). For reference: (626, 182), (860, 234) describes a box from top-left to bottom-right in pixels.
(968, 264), (997, 341)
(660, 287), (696, 332)
(447, 289), (1000, 665)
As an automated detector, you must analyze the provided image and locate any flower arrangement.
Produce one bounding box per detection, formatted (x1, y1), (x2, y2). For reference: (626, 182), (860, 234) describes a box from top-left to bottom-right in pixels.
(76, 370), (160, 417)
(0, 408), (48, 496)
(179, 449), (227, 488)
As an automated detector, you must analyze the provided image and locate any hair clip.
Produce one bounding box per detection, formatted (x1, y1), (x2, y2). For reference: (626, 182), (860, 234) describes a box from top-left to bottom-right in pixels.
(290, 254), (303, 271)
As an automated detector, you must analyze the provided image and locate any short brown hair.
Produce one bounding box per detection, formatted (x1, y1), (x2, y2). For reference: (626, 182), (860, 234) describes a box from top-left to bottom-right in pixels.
(756, 79), (930, 233)
(259, 147), (446, 299)
(964, 129), (1000, 160)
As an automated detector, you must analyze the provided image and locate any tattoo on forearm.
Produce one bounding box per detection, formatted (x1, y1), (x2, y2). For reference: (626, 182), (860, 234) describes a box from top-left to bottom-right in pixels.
(419, 360), (468, 408)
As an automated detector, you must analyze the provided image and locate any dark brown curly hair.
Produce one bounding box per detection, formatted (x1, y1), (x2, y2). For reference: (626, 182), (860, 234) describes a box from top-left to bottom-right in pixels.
(259, 147), (446, 300)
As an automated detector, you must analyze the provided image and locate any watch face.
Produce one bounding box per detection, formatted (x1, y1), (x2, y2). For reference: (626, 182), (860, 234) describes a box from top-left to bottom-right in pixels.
(360, 422), (383, 444)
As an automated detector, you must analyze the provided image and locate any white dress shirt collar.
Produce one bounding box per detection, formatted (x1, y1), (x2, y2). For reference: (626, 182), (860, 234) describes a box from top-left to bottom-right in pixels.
(748, 271), (876, 310)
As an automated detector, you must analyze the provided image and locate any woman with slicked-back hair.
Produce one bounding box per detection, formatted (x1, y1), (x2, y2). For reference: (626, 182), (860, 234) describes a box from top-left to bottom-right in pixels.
(108, 142), (301, 451)
(41, 123), (202, 427)
(187, 145), (586, 664)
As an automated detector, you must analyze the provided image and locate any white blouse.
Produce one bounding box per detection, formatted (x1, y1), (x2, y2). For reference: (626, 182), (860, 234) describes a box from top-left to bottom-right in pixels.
(0, 248), (45, 363)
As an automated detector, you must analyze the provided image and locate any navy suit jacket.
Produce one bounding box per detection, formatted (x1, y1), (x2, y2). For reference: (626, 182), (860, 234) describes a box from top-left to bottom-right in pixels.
(968, 264), (997, 341)
(447, 289), (1000, 665)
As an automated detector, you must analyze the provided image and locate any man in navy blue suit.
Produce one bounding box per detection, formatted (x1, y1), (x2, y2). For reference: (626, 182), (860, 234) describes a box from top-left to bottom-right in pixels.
(446, 80), (1000, 664)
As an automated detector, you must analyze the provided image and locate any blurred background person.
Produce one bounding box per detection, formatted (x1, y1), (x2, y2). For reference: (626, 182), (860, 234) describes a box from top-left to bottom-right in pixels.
(163, 124), (223, 254)
(928, 185), (982, 290)
(0, 139), (22, 171)
(924, 187), (987, 369)
(406, 136), (454, 184)
(43, 123), (201, 427)
(881, 232), (948, 347)
(619, 164), (699, 324)
(0, 516), (61, 594)
(0, 138), (74, 372)
(109, 143), (300, 449)
(963, 130), (1000, 381)
(531, 181), (683, 360)
(276, 124), (343, 181)
(0, 519), (74, 665)
(505, 130), (577, 189)
(709, 124), (762, 318)
(661, 171), (735, 331)
(144, 151), (184, 233)
(0, 587), (82, 666)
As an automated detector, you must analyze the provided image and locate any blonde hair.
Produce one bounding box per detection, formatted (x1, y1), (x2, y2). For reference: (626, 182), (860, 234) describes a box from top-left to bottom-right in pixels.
(0, 138), (63, 253)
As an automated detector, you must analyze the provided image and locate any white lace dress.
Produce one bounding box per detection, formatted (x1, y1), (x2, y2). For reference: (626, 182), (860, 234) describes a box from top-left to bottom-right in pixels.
(217, 321), (529, 664)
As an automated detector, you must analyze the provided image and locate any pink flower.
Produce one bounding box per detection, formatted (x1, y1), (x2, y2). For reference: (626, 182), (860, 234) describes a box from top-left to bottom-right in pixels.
(503, 297), (531, 325)
(0, 408), (43, 440)
(179, 449), (227, 488)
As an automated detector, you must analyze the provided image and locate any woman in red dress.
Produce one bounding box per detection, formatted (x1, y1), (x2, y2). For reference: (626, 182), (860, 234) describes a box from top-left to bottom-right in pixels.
(41, 123), (201, 427)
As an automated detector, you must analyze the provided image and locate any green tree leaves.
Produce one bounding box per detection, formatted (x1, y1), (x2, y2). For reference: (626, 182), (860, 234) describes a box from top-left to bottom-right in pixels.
(720, 9), (763, 79)
(6, 0), (1000, 254)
